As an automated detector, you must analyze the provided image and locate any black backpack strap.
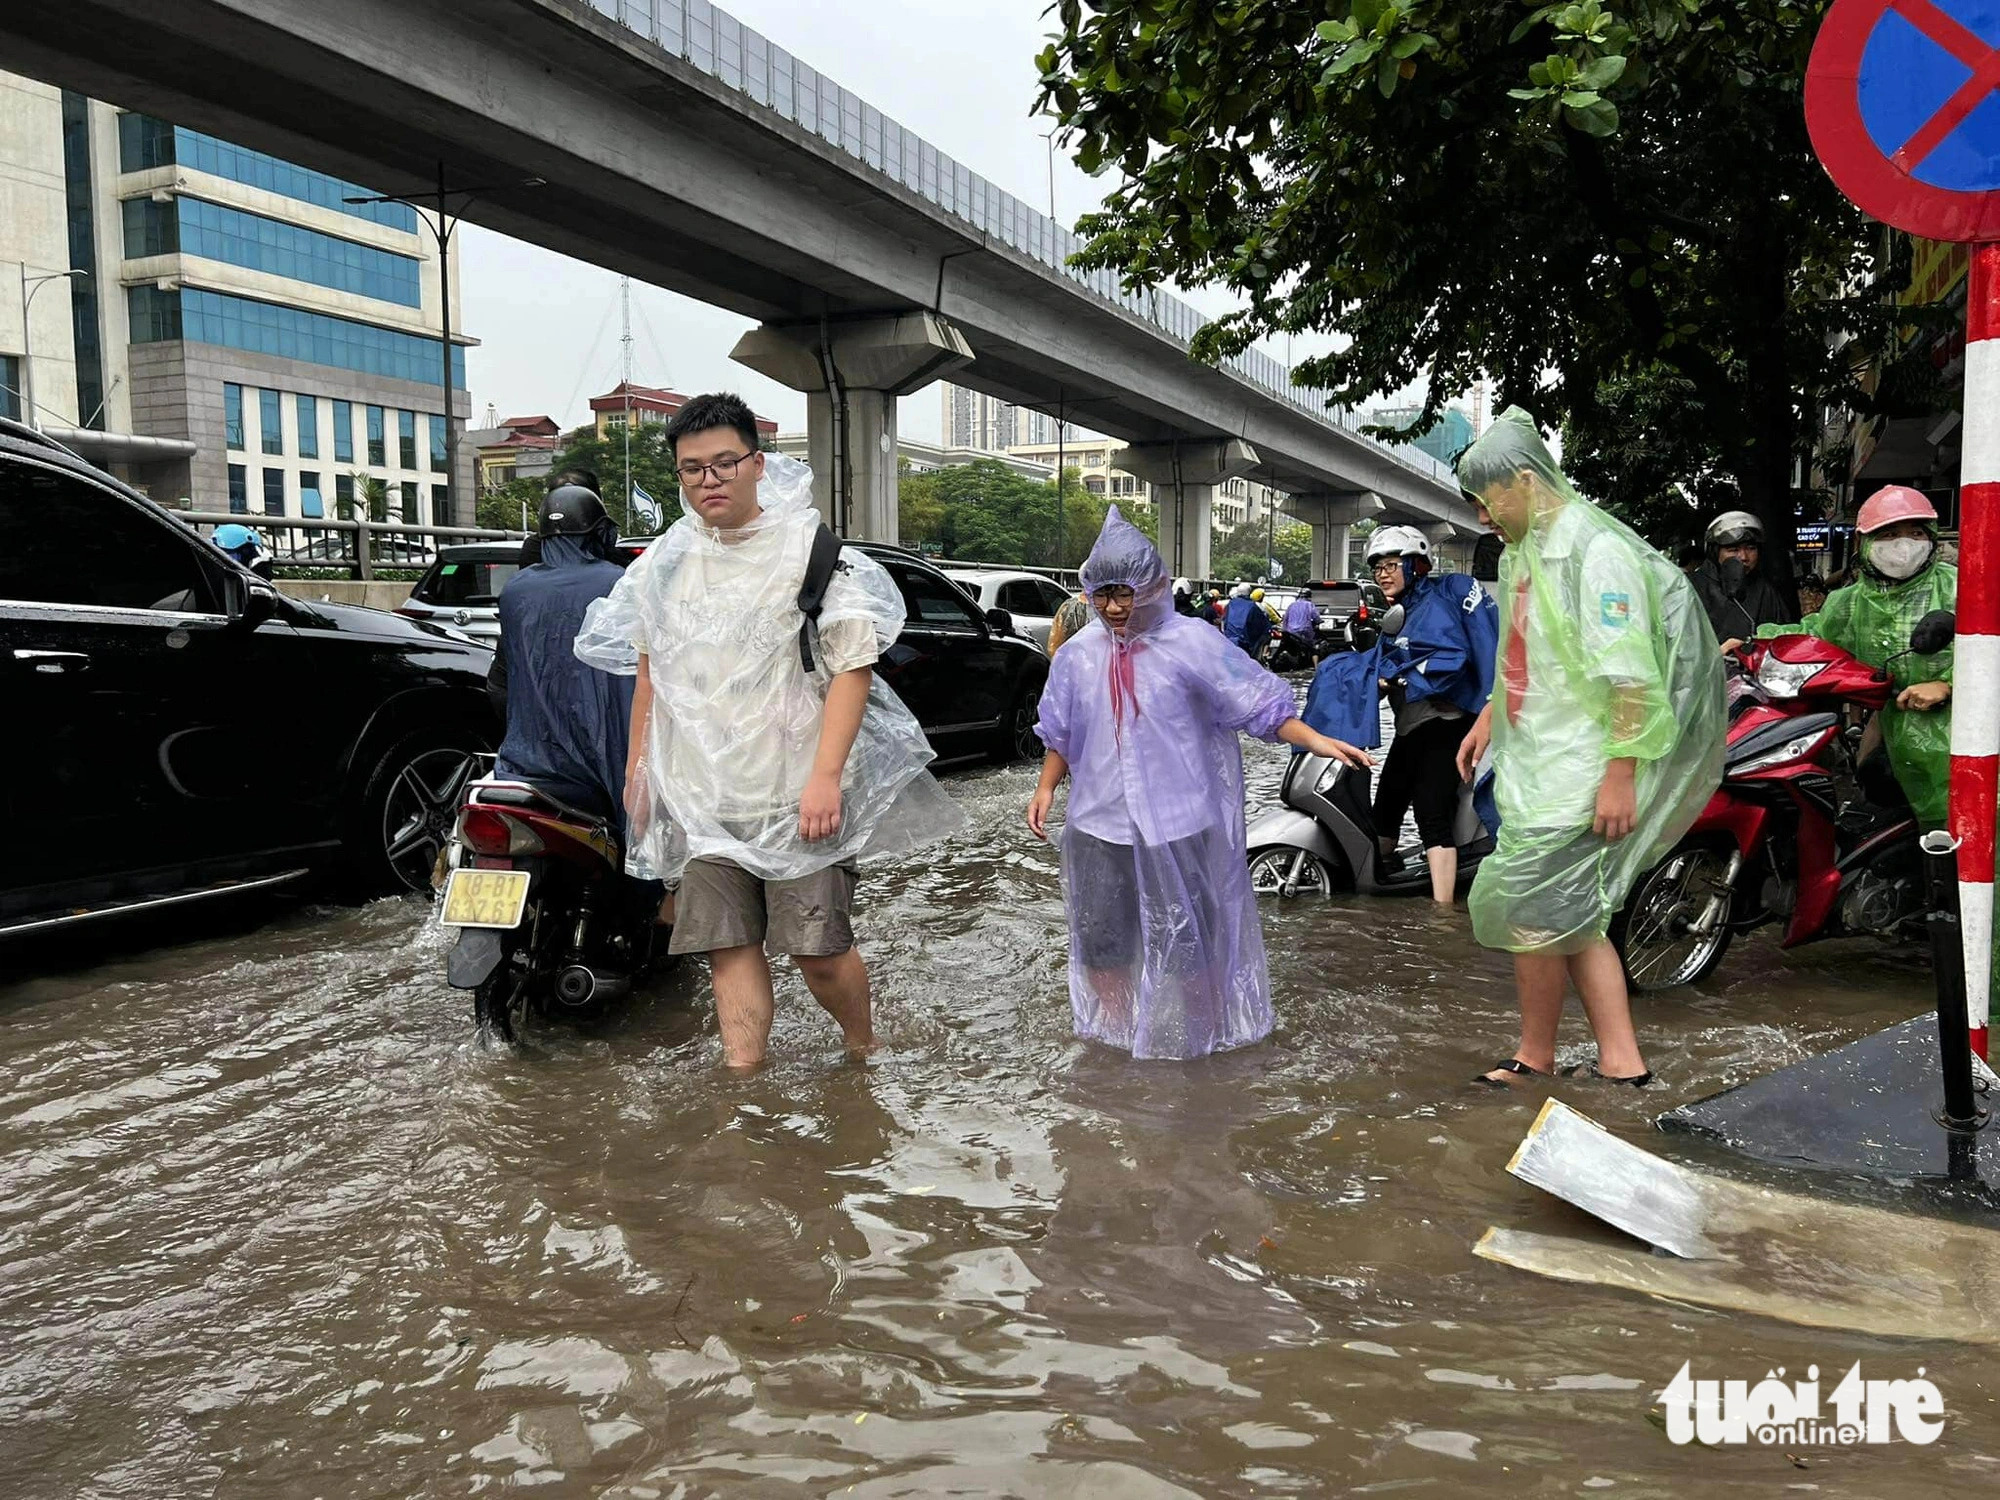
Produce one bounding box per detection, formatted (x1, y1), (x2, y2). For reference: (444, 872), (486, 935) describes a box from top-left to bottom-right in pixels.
(796, 523), (845, 673)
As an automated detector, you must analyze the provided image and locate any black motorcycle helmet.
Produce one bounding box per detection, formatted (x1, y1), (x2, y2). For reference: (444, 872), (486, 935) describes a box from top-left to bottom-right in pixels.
(539, 484), (608, 536)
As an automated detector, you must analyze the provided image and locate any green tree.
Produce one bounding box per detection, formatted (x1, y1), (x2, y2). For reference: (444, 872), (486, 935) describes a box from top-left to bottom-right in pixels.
(1036, 0), (1942, 608)
(896, 459), (1123, 567)
(541, 421), (682, 534)
(1213, 517), (1312, 584)
(477, 474), (545, 534)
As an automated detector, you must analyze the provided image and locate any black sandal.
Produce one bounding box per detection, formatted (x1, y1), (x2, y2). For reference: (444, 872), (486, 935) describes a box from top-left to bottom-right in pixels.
(1562, 1062), (1655, 1088)
(1474, 1058), (1548, 1088)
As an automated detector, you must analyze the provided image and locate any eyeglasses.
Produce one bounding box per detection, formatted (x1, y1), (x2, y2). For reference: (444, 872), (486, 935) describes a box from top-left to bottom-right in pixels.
(676, 453), (752, 485)
(1370, 559), (1403, 577)
(1090, 585), (1136, 605)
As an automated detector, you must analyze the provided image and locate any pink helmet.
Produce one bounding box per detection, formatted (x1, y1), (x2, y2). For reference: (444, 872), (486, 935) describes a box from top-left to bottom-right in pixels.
(1855, 485), (1937, 534)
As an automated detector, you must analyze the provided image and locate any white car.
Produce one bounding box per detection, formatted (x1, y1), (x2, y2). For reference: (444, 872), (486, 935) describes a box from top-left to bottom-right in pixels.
(940, 568), (1073, 650)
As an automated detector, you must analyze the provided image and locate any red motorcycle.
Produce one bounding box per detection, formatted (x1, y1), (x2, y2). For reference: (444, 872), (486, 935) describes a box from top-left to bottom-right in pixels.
(1612, 621), (1951, 990)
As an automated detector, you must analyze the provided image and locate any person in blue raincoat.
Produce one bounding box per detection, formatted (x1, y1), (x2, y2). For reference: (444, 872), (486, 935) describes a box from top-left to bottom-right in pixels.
(1221, 582), (1271, 658)
(490, 483), (637, 838)
(1365, 525), (1499, 902)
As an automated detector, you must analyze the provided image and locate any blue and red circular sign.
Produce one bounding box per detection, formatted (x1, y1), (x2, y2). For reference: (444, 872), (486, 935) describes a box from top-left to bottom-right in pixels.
(1807, 0), (2000, 241)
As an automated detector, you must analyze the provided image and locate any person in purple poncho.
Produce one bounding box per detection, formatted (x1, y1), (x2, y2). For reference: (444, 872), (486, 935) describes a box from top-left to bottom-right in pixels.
(1026, 508), (1373, 1060)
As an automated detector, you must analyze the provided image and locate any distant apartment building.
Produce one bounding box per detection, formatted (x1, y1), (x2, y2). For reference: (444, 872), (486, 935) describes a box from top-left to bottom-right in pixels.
(589, 381), (779, 444)
(1366, 402), (1476, 469)
(775, 430), (1053, 482)
(1003, 435), (1279, 531)
(941, 382), (1066, 452)
(0, 72), (477, 523)
(467, 412), (561, 492)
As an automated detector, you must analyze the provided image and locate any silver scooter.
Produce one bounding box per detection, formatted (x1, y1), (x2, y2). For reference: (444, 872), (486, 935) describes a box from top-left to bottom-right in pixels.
(1246, 606), (1495, 898)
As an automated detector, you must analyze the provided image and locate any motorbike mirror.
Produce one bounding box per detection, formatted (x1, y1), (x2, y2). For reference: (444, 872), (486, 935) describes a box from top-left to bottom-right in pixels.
(1376, 603), (1406, 637)
(1910, 609), (1955, 655)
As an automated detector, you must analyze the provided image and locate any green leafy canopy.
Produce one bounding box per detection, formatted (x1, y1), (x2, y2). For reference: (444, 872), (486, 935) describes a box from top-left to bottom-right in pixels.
(1036, 0), (1943, 574)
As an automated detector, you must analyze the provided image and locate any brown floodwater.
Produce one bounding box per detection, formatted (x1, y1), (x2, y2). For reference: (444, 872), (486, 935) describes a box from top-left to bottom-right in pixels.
(3, 736), (1995, 1497)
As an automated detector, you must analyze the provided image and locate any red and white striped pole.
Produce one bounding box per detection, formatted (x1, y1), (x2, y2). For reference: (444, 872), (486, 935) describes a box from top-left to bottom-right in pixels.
(1950, 240), (2000, 1062)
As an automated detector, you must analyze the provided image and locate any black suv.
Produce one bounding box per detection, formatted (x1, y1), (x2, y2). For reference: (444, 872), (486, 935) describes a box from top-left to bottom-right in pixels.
(853, 543), (1048, 762)
(0, 419), (496, 939)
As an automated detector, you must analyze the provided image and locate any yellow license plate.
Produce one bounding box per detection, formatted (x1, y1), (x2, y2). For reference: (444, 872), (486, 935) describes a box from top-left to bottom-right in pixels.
(440, 868), (531, 929)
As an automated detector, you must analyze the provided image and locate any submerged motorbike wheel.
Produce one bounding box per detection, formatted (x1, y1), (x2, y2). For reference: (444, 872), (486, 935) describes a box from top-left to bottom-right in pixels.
(1248, 846), (1336, 899)
(473, 961), (529, 1044)
(1611, 841), (1736, 991)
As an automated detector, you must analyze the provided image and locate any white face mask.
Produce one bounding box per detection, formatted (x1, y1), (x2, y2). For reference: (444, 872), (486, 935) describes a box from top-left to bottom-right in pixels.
(1869, 536), (1933, 581)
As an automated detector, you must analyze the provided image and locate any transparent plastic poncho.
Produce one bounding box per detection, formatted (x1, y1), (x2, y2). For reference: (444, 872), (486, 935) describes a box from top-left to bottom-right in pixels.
(1458, 410), (1727, 954)
(574, 454), (962, 883)
(1034, 507), (1295, 1058)
(1760, 545), (1956, 826)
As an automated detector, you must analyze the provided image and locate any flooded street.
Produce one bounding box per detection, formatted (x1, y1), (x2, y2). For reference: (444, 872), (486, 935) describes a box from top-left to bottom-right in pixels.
(3, 738), (1995, 1497)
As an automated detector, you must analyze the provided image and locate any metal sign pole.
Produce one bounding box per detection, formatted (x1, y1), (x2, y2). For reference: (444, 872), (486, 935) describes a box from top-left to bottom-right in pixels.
(1950, 241), (2000, 1060)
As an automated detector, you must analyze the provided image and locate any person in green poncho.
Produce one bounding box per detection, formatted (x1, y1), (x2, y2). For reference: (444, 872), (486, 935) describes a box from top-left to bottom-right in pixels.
(1452, 410), (1726, 1088)
(1754, 485), (1954, 826)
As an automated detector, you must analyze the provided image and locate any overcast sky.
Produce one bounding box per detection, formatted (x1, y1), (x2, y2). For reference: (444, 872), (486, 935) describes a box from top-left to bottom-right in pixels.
(457, 0), (1306, 444)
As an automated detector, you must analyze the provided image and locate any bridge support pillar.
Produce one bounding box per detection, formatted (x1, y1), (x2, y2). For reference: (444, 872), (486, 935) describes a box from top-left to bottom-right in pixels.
(730, 313), (973, 540)
(1284, 491), (1384, 581)
(1114, 438), (1258, 580)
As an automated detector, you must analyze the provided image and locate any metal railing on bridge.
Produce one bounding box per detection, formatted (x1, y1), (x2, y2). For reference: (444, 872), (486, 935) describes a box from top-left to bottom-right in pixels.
(581, 0), (1456, 489)
(175, 511), (526, 581)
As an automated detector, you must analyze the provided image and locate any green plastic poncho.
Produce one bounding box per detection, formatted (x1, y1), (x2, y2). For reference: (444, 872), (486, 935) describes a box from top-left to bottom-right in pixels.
(1459, 409), (1727, 954)
(1758, 547), (1955, 827)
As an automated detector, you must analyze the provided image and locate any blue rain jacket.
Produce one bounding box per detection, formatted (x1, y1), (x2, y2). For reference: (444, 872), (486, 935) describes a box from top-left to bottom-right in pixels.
(494, 532), (634, 832)
(1222, 596), (1271, 656)
(1384, 572), (1499, 718)
(1300, 643), (1385, 750)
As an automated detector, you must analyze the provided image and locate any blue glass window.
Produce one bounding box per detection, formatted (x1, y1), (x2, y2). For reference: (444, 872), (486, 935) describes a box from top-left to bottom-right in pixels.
(262, 467), (285, 515)
(172, 197), (421, 307)
(366, 406), (385, 466)
(259, 388), (283, 455)
(334, 472), (355, 519)
(429, 414), (446, 472)
(432, 483), (449, 523)
(0, 356), (19, 422)
(227, 462), (247, 514)
(296, 394), (318, 459)
(223, 383), (244, 450)
(300, 470), (323, 519)
(127, 288), (465, 387)
(120, 197), (177, 258)
(399, 409), (417, 470)
(333, 399), (354, 463)
(117, 116), (418, 231)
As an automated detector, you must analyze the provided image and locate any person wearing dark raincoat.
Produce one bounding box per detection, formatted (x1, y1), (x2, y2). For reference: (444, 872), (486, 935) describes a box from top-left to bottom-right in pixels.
(1027, 508), (1371, 1060)
(1454, 409), (1725, 1090)
(1221, 584), (1272, 658)
(1691, 509), (1791, 647)
(492, 484), (635, 833)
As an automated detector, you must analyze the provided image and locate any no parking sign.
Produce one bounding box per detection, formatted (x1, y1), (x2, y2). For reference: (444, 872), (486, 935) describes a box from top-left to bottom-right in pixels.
(1808, 0), (2000, 1056)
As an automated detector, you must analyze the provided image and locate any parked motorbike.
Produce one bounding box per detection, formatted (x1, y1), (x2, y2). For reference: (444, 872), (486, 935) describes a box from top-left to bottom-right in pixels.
(1247, 603), (1496, 897)
(439, 769), (666, 1039)
(1266, 632), (1319, 673)
(1610, 613), (1954, 990)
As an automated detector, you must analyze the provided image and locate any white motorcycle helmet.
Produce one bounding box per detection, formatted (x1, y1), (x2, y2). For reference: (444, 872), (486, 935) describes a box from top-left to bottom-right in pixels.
(1364, 525), (1431, 567)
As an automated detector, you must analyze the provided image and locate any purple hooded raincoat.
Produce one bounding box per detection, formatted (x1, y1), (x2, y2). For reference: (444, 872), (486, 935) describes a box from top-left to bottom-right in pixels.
(1035, 508), (1296, 1059)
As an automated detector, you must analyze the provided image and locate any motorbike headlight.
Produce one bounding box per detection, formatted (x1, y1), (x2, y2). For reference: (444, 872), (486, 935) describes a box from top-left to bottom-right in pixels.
(1754, 655), (1827, 698)
(1314, 760), (1348, 795)
(1733, 730), (1826, 775)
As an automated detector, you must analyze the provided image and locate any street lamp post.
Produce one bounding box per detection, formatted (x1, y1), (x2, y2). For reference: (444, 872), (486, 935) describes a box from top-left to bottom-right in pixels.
(17, 266), (90, 432)
(345, 168), (541, 527)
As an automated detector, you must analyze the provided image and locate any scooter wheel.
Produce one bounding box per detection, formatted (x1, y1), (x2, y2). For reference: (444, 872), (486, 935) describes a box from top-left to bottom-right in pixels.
(473, 967), (526, 1044)
(1248, 846), (1335, 899)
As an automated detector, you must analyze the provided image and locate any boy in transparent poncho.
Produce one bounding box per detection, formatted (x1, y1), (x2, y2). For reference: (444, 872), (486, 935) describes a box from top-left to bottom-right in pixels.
(1026, 507), (1372, 1060)
(576, 394), (961, 1068)
(1453, 409), (1725, 1088)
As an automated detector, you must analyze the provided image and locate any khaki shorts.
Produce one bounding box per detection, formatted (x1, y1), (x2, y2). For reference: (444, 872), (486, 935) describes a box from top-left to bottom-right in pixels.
(668, 858), (859, 958)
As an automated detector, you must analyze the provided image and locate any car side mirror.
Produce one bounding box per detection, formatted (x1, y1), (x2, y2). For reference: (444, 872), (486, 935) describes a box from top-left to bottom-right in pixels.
(1910, 609), (1956, 655)
(985, 607), (1015, 637)
(222, 568), (278, 628)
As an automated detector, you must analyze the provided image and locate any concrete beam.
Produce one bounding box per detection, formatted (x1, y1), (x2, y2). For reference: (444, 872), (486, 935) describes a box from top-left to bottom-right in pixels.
(732, 315), (972, 539)
(1115, 437), (1259, 489)
(729, 313), (972, 398)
